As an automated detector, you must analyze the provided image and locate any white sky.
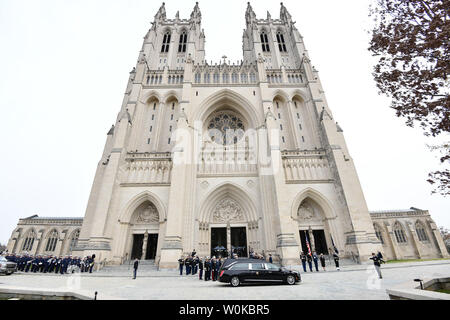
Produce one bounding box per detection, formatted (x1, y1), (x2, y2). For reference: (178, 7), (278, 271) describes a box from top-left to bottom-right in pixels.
(0, 0), (448, 245)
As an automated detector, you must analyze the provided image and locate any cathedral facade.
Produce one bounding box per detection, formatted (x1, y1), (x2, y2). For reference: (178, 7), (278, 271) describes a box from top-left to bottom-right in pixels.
(7, 3), (448, 267)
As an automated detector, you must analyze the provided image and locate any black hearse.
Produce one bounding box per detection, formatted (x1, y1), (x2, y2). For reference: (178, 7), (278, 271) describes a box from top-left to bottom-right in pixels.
(218, 259), (301, 287)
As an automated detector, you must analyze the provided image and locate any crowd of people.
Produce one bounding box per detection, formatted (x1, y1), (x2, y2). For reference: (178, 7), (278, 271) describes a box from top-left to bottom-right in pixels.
(3, 253), (96, 274)
(176, 248), (276, 281)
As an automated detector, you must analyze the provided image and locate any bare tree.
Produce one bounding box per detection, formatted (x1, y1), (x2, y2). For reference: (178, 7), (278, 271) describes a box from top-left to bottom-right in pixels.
(369, 0), (449, 195)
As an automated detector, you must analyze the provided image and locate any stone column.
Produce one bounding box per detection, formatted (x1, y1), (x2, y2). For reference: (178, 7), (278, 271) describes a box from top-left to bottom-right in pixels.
(227, 223), (232, 257)
(308, 228), (316, 253)
(142, 231), (149, 260)
(264, 108), (301, 266)
(428, 220), (450, 258)
(159, 112), (191, 268)
(384, 224), (400, 260)
(407, 222), (423, 259)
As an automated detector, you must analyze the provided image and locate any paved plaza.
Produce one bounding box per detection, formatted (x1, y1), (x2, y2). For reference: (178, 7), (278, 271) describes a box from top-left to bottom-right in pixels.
(0, 260), (449, 300)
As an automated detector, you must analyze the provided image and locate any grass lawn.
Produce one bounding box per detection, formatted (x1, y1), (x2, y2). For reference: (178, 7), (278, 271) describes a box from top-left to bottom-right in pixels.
(436, 289), (450, 294)
(386, 258), (450, 264)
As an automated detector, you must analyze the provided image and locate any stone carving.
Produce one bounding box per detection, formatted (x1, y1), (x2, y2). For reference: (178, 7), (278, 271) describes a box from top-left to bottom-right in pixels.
(298, 201), (315, 220)
(136, 203), (159, 223)
(247, 180), (254, 188)
(213, 198), (244, 222)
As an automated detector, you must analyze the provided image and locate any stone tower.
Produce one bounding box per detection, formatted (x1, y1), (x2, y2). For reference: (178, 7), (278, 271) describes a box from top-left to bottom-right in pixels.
(73, 2), (382, 268)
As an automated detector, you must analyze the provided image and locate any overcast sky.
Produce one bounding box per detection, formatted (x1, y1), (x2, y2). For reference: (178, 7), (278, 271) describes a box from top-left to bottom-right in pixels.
(0, 0), (448, 245)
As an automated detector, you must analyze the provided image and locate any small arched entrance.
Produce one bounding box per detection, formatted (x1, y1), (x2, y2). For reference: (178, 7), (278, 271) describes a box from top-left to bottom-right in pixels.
(296, 198), (333, 255)
(129, 201), (160, 260)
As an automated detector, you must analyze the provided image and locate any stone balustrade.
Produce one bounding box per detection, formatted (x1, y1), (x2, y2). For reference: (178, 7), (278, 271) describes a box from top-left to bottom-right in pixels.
(122, 152), (172, 185)
(281, 149), (333, 183)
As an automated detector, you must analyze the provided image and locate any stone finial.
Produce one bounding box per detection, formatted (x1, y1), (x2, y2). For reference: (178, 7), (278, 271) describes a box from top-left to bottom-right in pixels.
(280, 1), (292, 22)
(245, 2), (256, 24)
(154, 2), (166, 21)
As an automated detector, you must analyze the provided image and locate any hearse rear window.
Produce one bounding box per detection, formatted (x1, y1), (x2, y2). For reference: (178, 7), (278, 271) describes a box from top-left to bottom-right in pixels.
(230, 263), (249, 270)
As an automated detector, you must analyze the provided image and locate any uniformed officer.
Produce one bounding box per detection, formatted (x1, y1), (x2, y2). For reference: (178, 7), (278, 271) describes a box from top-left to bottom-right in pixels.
(312, 251), (319, 272)
(198, 257), (204, 280)
(178, 256), (184, 275)
(185, 256), (191, 275)
(306, 253), (313, 272)
(300, 252), (307, 272)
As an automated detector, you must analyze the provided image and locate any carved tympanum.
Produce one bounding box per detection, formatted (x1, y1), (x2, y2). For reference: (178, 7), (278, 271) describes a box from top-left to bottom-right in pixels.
(212, 198), (244, 222)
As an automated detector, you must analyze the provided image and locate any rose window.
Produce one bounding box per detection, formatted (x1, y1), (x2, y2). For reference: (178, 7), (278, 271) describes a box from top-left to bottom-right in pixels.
(207, 111), (245, 145)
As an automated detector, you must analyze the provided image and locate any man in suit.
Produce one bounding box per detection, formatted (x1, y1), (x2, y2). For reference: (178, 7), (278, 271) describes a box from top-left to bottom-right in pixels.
(133, 258), (139, 279)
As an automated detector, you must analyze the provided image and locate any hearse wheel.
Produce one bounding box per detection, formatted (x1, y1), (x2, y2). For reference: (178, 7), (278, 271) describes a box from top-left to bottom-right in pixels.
(286, 275), (296, 285)
(230, 276), (240, 287)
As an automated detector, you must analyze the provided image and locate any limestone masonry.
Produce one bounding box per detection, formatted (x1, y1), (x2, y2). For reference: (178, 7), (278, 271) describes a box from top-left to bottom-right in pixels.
(7, 3), (448, 267)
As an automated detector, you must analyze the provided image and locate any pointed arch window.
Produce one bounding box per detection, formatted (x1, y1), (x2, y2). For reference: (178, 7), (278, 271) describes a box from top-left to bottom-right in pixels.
(373, 224), (384, 244)
(260, 31), (270, 52)
(161, 31), (171, 53)
(276, 31), (287, 52)
(22, 230), (36, 252)
(415, 222), (429, 242)
(45, 230), (59, 252)
(69, 229), (80, 252)
(393, 223), (407, 243)
(178, 31), (187, 53)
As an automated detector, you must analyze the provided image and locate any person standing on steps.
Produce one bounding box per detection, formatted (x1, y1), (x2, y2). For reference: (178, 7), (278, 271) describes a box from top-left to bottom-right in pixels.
(333, 252), (340, 271)
(319, 253), (326, 271)
(133, 258), (139, 279)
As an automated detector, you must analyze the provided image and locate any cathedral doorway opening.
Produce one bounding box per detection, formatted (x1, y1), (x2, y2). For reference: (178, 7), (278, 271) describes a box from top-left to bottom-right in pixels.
(231, 227), (247, 258)
(299, 230), (328, 255)
(146, 234), (158, 259)
(131, 234), (143, 260)
(211, 227), (227, 257)
(127, 199), (161, 261)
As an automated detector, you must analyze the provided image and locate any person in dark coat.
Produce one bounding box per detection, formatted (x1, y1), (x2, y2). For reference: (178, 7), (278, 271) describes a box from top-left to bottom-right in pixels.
(319, 253), (326, 271)
(370, 252), (385, 279)
(215, 258), (221, 280)
(312, 252), (319, 272)
(333, 252), (340, 270)
(178, 256), (184, 276)
(204, 258), (211, 281)
(133, 258), (139, 279)
(300, 252), (307, 272)
(268, 254), (273, 264)
(198, 257), (204, 280)
(185, 256), (191, 275)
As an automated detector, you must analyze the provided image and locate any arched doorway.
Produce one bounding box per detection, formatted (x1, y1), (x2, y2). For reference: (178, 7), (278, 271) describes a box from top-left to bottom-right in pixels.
(198, 184), (259, 259)
(129, 200), (160, 260)
(295, 198), (333, 255)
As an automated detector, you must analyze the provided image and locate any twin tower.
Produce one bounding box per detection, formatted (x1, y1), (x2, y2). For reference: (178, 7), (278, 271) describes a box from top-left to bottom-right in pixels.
(72, 2), (382, 268)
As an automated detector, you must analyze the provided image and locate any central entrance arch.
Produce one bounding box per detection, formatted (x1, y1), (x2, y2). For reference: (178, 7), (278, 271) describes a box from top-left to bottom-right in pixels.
(198, 183), (259, 258)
